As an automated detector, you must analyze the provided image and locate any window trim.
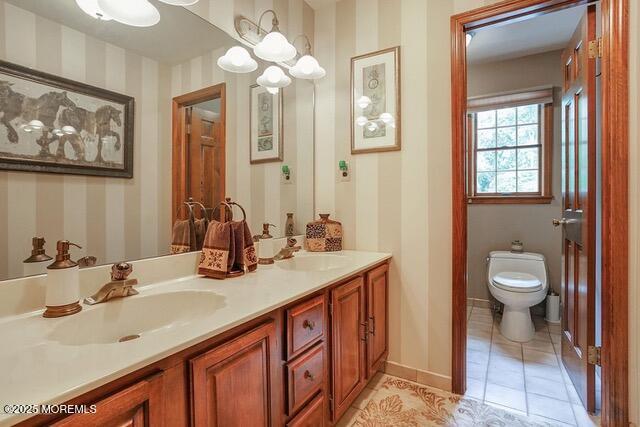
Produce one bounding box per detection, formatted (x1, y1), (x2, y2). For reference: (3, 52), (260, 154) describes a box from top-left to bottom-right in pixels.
(466, 91), (554, 205)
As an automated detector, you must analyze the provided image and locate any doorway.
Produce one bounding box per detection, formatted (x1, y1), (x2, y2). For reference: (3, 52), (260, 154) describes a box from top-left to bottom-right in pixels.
(171, 84), (226, 225)
(450, 1), (628, 426)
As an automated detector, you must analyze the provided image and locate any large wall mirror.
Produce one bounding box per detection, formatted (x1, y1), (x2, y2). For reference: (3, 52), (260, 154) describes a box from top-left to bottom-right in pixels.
(0, 0), (315, 281)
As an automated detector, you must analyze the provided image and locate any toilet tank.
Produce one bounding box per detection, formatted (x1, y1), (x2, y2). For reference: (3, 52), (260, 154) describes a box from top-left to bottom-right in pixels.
(487, 251), (548, 284)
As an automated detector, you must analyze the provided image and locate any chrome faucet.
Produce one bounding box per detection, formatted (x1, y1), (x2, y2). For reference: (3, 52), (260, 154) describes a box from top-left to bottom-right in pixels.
(84, 262), (138, 305)
(274, 238), (301, 261)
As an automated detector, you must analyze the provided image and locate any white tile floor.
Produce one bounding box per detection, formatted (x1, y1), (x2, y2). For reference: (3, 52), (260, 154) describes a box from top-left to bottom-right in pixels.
(465, 305), (601, 426)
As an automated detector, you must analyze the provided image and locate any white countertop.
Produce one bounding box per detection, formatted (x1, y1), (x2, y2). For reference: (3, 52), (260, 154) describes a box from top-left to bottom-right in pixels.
(0, 250), (390, 425)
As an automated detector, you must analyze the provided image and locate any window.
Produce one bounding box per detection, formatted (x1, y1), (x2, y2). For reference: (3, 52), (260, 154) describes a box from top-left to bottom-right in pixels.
(467, 89), (553, 204)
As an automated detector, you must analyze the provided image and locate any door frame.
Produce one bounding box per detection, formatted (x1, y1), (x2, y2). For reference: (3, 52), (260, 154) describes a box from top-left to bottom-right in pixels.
(450, 1), (629, 425)
(171, 83), (226, 225)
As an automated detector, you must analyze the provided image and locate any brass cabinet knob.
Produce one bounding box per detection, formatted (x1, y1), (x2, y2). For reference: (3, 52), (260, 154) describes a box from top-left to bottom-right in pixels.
(302, 319), (315, 330)
(303, 370), (314, 381)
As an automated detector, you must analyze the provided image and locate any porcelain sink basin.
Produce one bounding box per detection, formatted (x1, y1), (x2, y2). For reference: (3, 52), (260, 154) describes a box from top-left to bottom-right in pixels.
(276, 254), (349, 272)
(47, 290), (226, 345)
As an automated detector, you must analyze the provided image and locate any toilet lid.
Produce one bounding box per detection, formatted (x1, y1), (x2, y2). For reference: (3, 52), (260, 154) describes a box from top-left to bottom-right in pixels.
(492, 272), (542, 293)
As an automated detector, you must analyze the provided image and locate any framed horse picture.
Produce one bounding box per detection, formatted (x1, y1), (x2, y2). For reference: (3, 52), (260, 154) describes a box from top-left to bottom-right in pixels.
(0, 60), (134, 177)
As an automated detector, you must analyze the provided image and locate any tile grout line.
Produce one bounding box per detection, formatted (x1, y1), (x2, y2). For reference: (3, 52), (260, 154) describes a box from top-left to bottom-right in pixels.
(480, 308), (494, 405)
(521, 339), (529, 416)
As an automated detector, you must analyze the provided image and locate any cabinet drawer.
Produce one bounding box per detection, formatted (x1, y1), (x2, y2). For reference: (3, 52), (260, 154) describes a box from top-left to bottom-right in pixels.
(287, 344), (324, 415)
(286, 393), (325, 427)
(287, 295), (325, 359)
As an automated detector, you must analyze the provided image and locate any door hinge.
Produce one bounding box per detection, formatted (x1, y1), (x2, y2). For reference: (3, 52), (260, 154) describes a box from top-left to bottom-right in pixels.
(587, 345), (601, 366)
(588, 38), (602, 59)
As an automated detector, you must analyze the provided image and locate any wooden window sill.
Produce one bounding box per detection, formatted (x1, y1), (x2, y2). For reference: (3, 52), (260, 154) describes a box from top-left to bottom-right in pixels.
(467, 195), (554, 205)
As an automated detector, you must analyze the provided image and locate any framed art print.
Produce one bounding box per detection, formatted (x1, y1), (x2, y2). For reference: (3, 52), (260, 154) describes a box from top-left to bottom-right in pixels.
(250, 83), (283, 164)
(350, 46), (401, 154)
(0, 60), (134, 177)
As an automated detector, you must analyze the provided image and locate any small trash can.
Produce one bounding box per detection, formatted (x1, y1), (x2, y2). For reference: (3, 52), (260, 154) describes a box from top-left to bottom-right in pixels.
(545, 291), (561, 323)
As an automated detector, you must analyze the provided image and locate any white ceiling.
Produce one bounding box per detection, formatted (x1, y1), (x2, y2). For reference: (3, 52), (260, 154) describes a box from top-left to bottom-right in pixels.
(304, 0), (339, 10)
(5, 0), (234, 65)
(466, 5), (586, 64)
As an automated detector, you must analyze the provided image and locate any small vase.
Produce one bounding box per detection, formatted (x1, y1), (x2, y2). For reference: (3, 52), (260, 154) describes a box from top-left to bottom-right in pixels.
(305, 214), (342, 252)
(285, 213), (295, 237)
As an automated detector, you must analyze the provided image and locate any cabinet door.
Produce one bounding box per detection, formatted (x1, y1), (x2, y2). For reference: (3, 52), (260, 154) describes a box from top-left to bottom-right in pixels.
(330, 277), (366, 422)
(367, 264), (389, 377)
(286, 394), (325, 427)
(52, 373), (164, 427)
(190, 321), (277, 427)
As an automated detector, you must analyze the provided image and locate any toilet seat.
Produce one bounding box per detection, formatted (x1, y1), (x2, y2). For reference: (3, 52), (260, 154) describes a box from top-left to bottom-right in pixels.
(492, 272), (542, 293)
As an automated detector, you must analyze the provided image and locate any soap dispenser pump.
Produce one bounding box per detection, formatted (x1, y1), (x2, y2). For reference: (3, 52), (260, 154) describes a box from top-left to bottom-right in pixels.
(23, 237), (52, 276)
(43, 240), (82, 318)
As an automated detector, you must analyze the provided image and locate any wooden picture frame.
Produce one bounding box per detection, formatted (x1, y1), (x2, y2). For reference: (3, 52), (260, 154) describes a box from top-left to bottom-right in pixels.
(249, 83), (283, 164)
(0, 60), (134, 178)
(350, 46), (401, 154)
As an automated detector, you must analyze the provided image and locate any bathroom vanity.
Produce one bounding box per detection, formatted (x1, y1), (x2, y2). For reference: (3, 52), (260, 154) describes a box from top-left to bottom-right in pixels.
(0, 251), (390, 426)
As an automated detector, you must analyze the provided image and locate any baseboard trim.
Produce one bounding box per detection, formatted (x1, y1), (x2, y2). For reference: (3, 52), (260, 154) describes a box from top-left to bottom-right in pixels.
(383, 361), (452, 392)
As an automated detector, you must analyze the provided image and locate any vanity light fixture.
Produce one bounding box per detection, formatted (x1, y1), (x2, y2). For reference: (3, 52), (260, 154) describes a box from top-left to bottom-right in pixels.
(217, 46), (258, 73)
(266, 87), (279, 95)
(253, 10), (297, 62)
(366, 122), (379, 132)
(257, 65), (291, 89)
(97, 0), (160, 27)
(62, 125), (78, 135)
(75, 0), (112, 20)
(355, 116), (368, 127)
(466, 32), (475, 47)
(289, 35), (325, 80)
(379, 112), (394, 124)
(157, 0), (199, 5)
(357, 96), (371, 109)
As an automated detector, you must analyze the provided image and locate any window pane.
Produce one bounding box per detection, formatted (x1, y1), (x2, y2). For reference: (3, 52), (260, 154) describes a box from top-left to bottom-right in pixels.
(497, 127), (516, 147)
(477, 110), (496, 129)
(497, 149), (516, 171)
(476, 151), (496, 172)
(477, 129), (496, 149)
(518, 170), (539, 192)
(517, 147), (539, 169)
(517, 105), (538, 124)
(497, 108), (516, 126)
(477, 172), (496, 193)
(517, 124), (538, 146)
(497, 171), (517, 193)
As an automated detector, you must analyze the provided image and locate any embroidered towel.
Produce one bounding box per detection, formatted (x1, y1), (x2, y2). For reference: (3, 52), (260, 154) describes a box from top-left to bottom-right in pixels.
(194, 218), (207, 250)
(230, 220), (258, 273)
(198, 220), (233, 279)
(170, 219), (194, 254)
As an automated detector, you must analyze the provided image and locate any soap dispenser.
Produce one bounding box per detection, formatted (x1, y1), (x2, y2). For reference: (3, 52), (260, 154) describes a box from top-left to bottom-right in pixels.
(23, 237), (52, 276)
(257, 223), (276, 265)
(43, 240), (82, 318)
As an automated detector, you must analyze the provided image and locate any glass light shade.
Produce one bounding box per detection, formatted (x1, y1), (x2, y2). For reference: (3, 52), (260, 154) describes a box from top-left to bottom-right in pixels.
(357, 96), (371, 109)
(62, 125), (78, 134)
(379, 112), (394, 124)
(466, 32), (474, 47)
(75, 0), (112, 20)
(257, 66), (291, 89)
(157, 0), (199, 5)
(266, 87), (279, 95)
(355, 116), (368, 127)
(289, 55), (326, 79)
(52, 129), (65, 136)
(20, 124), (33, 133)
(366, 122), (379, 132)
(217, 46), (257, 73)
(97, 0), (160, 27)
(254, 31), (296, 62)
(27, 120), (44, 130)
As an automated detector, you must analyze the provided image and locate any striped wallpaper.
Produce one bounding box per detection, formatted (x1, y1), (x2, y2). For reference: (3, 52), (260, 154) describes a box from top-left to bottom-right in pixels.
(0, 1), (172, 280)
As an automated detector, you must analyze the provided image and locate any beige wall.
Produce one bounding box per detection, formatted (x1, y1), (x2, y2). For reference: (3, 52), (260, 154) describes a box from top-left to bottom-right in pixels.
(313, 1), (640, 419)
(466, 51), (563, 301)
(180, 0), (316, 237)
(0, 1), (173, 280)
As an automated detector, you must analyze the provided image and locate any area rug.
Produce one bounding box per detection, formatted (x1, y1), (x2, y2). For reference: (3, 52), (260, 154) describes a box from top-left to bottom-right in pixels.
(352, 376), (561, 426)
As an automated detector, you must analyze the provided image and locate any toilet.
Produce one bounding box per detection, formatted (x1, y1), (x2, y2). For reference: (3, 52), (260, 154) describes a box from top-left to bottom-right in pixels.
(487, 251), (549, 342)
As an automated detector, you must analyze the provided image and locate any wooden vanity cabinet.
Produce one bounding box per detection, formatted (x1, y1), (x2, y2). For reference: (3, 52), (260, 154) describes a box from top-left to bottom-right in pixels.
(190, 321), (278, 427)
(366, 264), (389, 376)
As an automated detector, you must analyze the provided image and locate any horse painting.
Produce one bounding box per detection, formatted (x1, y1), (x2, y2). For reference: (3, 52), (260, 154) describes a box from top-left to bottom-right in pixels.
(0, 60), (133, 177)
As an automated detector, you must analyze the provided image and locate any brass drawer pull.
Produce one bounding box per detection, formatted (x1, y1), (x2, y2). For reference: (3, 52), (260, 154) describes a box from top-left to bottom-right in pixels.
(303, 370), (314, 381)
(303, 319), (315, 330)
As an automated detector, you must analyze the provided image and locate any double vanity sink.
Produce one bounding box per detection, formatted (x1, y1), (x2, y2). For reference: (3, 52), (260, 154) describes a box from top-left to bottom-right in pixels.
(0, 250), (390, 426)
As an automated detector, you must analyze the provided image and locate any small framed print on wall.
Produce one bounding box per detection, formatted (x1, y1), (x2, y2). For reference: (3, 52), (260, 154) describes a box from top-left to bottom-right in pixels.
(351, 46), (401, 154)
(249, 83), (283, 164)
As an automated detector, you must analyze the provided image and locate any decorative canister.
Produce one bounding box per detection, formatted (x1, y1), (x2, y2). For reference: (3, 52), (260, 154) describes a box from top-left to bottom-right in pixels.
(305, 214), (342, 252)
(285, 213), (295, 237)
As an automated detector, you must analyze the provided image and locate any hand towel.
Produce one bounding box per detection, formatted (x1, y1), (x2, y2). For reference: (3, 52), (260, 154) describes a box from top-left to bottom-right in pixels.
(230, 220), (258, 273)
(194, 218), (207, 250)
(171, 219), (194, 254)
(198, 220), (234, 279)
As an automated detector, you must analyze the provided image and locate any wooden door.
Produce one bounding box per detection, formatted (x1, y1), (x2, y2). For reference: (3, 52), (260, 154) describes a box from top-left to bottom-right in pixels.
(559, 4), (597, 413)
(366, 264), (388, 377)
(190, 321), (277, 427)
(330, 277), (366, 422)
(188, 106), (225, 210)
(51, 374), (164, 427)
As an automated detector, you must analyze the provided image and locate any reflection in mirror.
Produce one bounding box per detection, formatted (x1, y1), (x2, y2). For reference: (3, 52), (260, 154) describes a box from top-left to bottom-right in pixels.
(0, 0), (315, 281)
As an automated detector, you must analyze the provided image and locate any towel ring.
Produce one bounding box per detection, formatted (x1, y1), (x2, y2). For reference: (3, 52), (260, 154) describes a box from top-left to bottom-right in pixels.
(216, 197), (247, 223)
(175, 201), (195, 222)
